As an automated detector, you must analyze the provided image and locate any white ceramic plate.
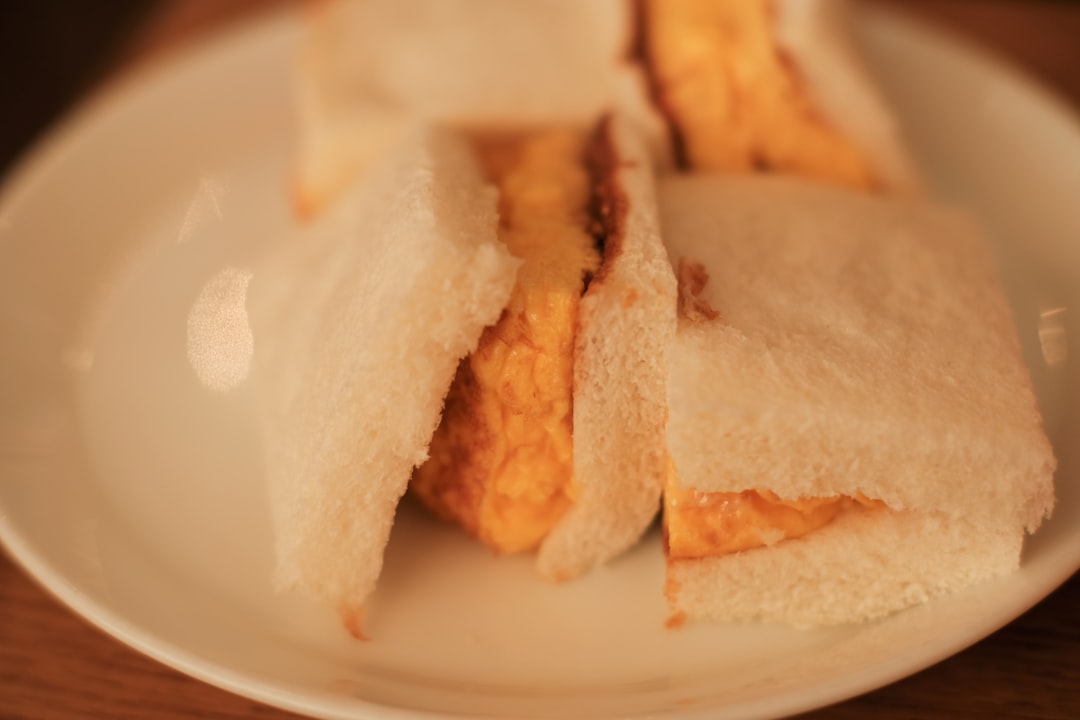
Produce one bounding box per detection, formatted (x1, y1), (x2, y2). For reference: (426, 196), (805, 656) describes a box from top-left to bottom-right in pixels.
(1, 5), (1079, 720)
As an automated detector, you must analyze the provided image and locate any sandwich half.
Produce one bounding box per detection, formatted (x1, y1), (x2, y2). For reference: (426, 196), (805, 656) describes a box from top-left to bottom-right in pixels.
(411, 114), (678, 581)
(658, 175), (1055, 626)
(630, 0), (918, 191)
(295, 0), (629, 216)
(247, 126), (520, 636)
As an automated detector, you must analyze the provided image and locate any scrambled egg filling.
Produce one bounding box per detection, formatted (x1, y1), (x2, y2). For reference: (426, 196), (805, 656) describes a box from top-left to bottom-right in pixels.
(665, 482), (885, 560)
(410, 129), (600, 554)
(639, 0), (877, 188)
(666, 268), (885, 559)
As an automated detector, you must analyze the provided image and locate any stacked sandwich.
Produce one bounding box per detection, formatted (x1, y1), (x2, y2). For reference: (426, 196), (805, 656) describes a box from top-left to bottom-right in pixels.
(248, 0), (1055, 637)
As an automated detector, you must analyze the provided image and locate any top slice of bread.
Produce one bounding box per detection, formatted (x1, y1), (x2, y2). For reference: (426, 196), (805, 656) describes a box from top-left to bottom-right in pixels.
(536, 115), (678, 581)
(296, 0), (630, 215)
(659, 175), (1054, 534)
(248, 125), (520, 630)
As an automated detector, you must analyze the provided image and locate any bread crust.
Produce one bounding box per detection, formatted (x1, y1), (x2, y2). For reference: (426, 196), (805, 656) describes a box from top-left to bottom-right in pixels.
(536, 114), (678, 581)
(667, 509), (1025, 627)
(249, 126), (520, 631)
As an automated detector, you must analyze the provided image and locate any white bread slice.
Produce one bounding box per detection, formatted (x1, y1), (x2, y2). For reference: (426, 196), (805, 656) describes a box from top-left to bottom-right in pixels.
(295, 0), (629, 216)
(773, 0), (921, 193)
(669, 510), (1023, 627)
(659, 175), (1055, 625)
(248, 125), (520, 635)
(536, 115), (678, 581)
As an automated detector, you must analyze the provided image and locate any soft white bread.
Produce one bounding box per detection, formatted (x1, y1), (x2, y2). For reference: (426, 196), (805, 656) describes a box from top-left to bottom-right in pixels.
(248, 125), (520, 635)
(669, 510), (1024, 627)
(296, 0), (629, 216)
(659, 175), (1055, 625)
(536, 115), (678, 581)
(773, 0), (921, 192)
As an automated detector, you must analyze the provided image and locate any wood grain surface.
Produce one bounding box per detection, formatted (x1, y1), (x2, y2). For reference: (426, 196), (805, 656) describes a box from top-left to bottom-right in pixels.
(2, 1), (1080, 718)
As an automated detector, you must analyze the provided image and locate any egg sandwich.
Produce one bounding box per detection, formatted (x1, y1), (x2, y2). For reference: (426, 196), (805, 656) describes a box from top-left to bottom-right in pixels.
(629, 0), (918, 191)
(410, 115), (677, 582)
(295, 0), (919, 215)
(249, 0), (1056, 637)
(248, 113), (677, 633)
(658, 175), (1055, 626)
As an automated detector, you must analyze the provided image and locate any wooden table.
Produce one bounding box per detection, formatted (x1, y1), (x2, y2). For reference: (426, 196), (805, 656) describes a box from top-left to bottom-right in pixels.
(2, 2), (1079, 718)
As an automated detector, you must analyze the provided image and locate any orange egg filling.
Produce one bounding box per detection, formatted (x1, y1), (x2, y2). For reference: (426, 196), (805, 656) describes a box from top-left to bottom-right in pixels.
(410, 129), (600, 554)
(637, 0), (877, 188)
(664, 480), (885, 559)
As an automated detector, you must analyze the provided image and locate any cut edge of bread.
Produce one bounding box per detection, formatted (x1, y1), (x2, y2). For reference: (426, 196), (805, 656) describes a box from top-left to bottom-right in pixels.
(667, 509), (1024, 627)
(536, 114), (678, 581)
(251, 124), (520, 634)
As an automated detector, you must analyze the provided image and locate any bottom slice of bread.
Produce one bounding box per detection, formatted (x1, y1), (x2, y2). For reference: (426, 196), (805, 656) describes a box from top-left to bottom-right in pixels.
(667, 509), (1023, 627)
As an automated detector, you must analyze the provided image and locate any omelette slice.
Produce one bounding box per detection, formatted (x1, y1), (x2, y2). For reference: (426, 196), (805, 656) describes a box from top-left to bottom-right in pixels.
(634, 0), (916, 191)
(411, 129), (600, 554)
(664, 485), (885, 559)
